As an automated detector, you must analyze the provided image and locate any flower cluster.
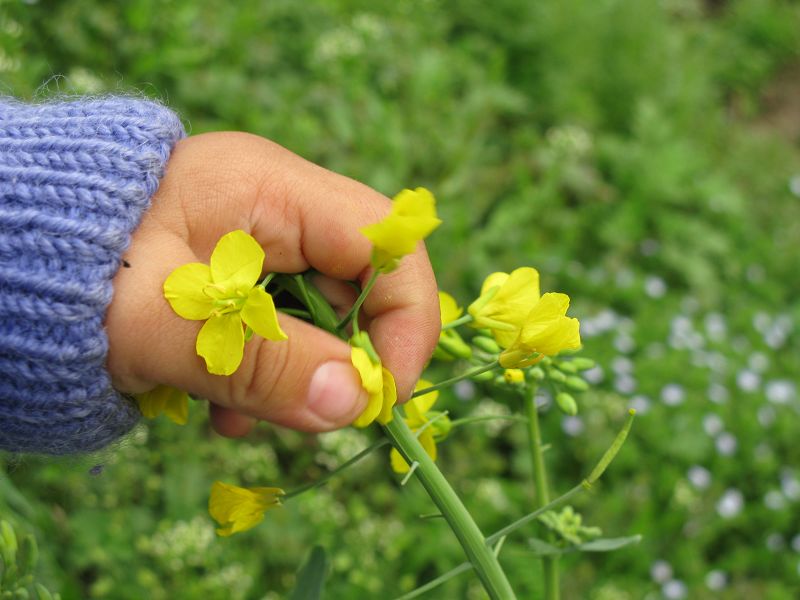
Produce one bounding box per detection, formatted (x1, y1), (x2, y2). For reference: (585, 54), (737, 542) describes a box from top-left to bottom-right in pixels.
(468, 267), (581, 367)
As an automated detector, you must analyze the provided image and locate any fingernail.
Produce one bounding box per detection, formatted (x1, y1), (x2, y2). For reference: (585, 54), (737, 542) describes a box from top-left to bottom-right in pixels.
(307, 361), (367, 424)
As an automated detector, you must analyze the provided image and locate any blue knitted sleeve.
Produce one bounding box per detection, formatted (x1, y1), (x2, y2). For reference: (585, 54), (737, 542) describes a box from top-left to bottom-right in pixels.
(0, 97), (185, 454)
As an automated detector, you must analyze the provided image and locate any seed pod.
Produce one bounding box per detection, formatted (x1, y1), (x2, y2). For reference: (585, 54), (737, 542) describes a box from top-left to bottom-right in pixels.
(556, 392), (578, 416)
(557, 361), (578, 374)
(571, 358), (596, 371)
(565, 376), (589, 392)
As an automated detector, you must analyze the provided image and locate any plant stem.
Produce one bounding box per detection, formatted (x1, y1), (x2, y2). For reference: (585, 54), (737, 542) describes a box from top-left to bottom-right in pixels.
(524, 385), (559, 600)
(411, 360), (500, 398)
(441, 314), (474, 330)
(384, 410), (516, 600)
(336, 270), (380, 331)
(399, 410), (637, 599)
(282, 438), (390, 500)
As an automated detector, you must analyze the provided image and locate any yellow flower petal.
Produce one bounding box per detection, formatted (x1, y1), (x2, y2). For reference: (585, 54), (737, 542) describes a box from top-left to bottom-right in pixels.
(209, 230), (265, 293)
(350, 347), (383, 394)
(389, 429), (437, 474)
(209, 482), (283, 537)
(376, 368), (397, 425)
(241, 287), (288, 341)
(136, 386), (167, 419)
(499, 292), (581, 367)
(352, 389), (383, 428)
(390, 447), (411, 474)
(468, 267), (541, 347)
(404, 380), (438, 426)
(163, 263), (215, 320)
(197, 313), (245, 376)
(438, 292), (463, 325)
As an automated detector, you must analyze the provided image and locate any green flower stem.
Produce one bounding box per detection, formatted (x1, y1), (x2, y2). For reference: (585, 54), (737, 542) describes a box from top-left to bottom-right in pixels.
(384, 409), (517, 600)
(441, 314), (474, 330)
(282, 438), (390, 501)
(449, 415), (529, 429)
(411, 360), (500, 398)
(336, 270), (380, 331)
(397, 411), (637, 599)
(524, 385), (559, 600)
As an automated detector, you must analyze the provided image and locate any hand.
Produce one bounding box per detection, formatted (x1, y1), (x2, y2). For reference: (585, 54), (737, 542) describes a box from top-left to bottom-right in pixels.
(106, 132), (440, 437)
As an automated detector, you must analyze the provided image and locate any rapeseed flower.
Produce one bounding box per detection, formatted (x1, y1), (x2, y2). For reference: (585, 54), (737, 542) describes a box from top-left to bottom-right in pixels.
(163, 230), (287, 376)
(349, 332), (397, 427)
(499, 293), (581, 368)
(468, 267), (540, 347)
(360, 188), (442, 272)
(135, 385), (189, 425)
(390, 381), (449, 473)
(208, 481), (284, 537)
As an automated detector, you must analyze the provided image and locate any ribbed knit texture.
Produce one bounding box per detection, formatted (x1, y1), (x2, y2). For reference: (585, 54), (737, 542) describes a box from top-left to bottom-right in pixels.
(0, 97), (185, 454)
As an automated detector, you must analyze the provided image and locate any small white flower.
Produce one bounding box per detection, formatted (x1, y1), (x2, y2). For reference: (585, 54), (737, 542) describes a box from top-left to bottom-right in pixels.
(717, 488), (744, 518)
(645, 275), (667, 298)
(650, 560), (673, 584)
(687, 466), (711, 490)
(716, 432), (737, 456)
(662, 579), (688, 600)
(705, 570), (727, 591)
(702, 414), (724, 437)
(661, 384), (685, 407)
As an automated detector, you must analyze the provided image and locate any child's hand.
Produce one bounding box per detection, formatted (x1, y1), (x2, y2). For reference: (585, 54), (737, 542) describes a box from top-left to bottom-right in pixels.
(105, 133), (440, 437)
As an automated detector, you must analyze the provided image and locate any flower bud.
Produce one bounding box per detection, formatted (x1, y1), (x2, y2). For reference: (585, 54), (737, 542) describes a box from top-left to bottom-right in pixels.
(546, 368), (566, 383)
(437, 331), (473, 360)
(472, 335), (501, 354)
(556, 361), (577, 374)
(470, 369), (495, 382)
(529, 366), (546, 381)
(503, 369), (525, 385)
(571, 357), (596, 371)
(565, 376), (589, 392)
(556, 392), (578, 416)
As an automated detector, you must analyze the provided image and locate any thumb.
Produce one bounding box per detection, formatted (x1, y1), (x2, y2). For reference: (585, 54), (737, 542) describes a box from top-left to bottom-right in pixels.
(201, 316), (371, 431)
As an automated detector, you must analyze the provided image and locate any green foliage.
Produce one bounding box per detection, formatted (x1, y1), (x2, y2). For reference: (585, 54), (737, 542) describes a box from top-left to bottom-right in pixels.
(2, 0), (800, 598)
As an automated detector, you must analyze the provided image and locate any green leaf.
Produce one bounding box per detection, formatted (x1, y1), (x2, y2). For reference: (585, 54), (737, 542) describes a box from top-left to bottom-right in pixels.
(288, 545), (328, 600)
(528, 535), (642, 556)
(528, 538), (562, 556)
(577, 535), (643, 552)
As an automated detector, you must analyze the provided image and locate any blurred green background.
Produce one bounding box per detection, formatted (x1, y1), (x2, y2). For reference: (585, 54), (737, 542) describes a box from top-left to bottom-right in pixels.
(2, 0), (800, 598)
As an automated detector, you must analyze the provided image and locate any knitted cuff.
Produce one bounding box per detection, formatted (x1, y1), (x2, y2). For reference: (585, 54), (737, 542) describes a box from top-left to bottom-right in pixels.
(0, 97), (185, 454)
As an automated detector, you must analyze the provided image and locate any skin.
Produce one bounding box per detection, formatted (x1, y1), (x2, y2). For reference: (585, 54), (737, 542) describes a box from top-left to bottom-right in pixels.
(106, 132), (440, 438)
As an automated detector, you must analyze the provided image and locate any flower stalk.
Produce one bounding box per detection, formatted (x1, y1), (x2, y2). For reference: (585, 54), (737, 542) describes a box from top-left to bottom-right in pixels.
(383, 408), (517, 600)
(524, 384), (560, 600)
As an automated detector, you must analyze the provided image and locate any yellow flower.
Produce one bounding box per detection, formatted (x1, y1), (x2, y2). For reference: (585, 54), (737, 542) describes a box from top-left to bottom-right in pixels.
(163, 230), (287, 376)
(468, 267), (540, 347)
(350, 347), (397, 427)
(433, 291), (471, 360)
(499, 293), (581, 368)
(360, 188), (442, 272)
(135, 385), (190, 425)
(208, 481), (284, 537)
(390, 381), (448, 474)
